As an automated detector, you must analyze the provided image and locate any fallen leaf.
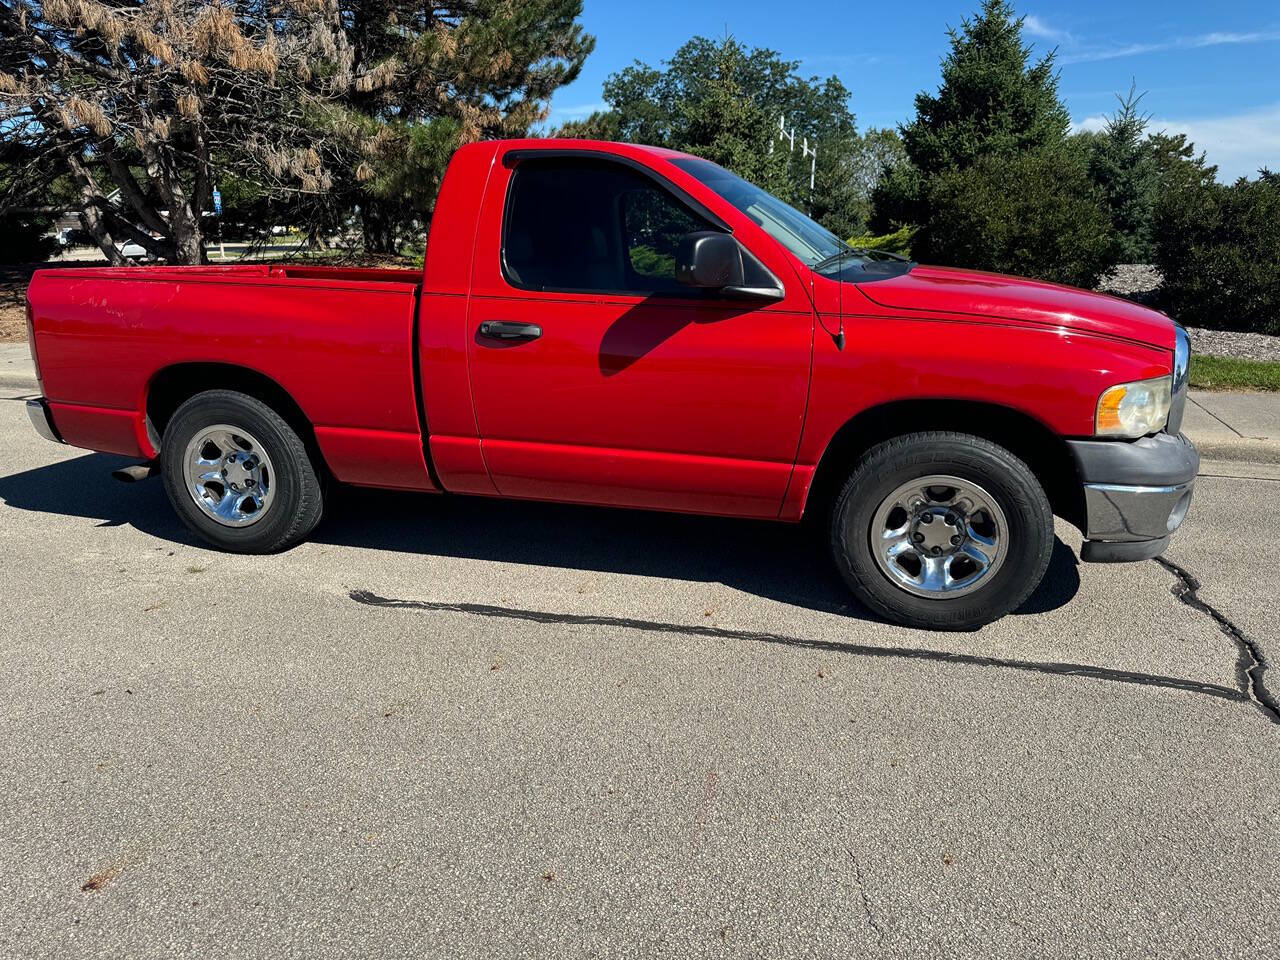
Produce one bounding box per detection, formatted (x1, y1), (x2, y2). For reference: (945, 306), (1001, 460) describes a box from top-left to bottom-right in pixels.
(81, 864), (122, 892)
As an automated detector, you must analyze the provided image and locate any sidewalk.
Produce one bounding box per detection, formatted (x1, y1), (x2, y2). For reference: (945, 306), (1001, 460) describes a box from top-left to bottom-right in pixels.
(0, 343), (34, 392)
(1182, 390), (1280, 465)
(3, 341), (1278, 464)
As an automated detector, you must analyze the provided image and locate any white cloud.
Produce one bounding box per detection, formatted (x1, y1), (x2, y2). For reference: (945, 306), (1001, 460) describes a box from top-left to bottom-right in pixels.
(1060, 29), (1280, 64)
(1074, 102), (1280, 181)
(1023, 15), (1073, 43)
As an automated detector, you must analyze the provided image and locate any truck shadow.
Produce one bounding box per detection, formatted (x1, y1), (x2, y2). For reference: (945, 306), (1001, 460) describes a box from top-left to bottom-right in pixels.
(0, 451), (1080, 622)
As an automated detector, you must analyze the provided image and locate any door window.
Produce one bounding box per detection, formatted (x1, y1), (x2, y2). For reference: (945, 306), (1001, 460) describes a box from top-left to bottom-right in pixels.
(503, 157), (716, 295)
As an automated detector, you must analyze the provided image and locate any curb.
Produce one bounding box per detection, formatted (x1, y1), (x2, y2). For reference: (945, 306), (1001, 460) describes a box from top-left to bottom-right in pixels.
(1188, 436), (1280, 466)
(0, 373), (37, 392)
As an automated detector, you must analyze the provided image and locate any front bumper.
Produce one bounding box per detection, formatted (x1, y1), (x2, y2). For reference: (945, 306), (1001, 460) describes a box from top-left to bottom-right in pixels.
(26, 398), (64, 444)
(1069, 432), (1198, 563)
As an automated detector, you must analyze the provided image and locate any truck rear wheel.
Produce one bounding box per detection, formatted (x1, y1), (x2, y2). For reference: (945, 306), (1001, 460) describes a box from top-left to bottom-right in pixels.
(830, 431), (1053, 630)
(160, 389), (325, 553)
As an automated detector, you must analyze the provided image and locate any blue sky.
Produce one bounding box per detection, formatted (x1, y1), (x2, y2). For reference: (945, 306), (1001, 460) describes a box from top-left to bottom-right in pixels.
(546, 0), (1278, 180)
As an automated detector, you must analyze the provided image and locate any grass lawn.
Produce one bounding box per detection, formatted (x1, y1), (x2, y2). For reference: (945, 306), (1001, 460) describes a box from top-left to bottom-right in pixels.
(1189, 354), (1280, 392)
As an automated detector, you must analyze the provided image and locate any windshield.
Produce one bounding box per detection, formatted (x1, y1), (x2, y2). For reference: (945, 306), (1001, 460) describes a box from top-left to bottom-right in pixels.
(670, 157), (849, 267)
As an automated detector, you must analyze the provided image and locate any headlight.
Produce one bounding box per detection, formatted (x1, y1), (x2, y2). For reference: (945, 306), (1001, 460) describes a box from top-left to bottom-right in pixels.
(1096, 376), (1172, 438)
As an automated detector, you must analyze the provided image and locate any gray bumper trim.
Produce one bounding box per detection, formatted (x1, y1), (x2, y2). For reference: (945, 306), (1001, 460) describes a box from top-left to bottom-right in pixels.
(1068, 432), (1199, 487)
(26, 398), (63, 444)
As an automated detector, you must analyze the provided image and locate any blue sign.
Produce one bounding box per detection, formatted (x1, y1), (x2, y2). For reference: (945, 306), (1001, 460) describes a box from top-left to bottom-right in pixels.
(212, 188), (222, 216)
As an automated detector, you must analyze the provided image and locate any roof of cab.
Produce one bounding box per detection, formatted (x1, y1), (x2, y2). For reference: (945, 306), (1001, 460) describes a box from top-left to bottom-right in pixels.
(465, 138), (700, 164)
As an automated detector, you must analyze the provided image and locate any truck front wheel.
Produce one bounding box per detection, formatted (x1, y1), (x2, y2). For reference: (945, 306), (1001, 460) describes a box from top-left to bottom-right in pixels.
(160, 389), (325, 553)
(830, 431), (1053, 630)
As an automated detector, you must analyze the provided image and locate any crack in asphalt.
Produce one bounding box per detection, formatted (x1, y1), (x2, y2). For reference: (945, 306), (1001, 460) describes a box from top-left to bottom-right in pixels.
(849, 852), (884, 945)
(1153, 557), (1280, 726)
(348, 590), (1248, 707)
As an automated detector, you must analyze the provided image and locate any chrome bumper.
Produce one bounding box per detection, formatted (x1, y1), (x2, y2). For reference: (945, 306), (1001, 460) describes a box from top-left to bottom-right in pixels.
(26, 398), (63, 444)
(1069, 432), (1198, 563)
(1082, 480), (1194, 541)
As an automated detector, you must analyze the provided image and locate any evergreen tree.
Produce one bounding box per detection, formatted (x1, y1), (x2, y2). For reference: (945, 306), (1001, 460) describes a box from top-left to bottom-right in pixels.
(0, 0), (348, 264)
(902, 0), (1069, 175)
(552, 111), (622, 141)
(1147, 131), (1217, 196)
(0, 139), (66, 261)
(873, 0), (1118, 284)
(320, 0), (595, 252)
(919, 151), (1117, 288)
(1083, 84), (1159, 262)
(873, 0), (1073, 229)
(805, 78), (864, 239)
(0, 0), (594, 261)
(676, 39), (791, 199)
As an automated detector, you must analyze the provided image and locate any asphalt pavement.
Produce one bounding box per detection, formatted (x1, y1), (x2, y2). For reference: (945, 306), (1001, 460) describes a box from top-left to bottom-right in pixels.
(1, 383), (1277, 959)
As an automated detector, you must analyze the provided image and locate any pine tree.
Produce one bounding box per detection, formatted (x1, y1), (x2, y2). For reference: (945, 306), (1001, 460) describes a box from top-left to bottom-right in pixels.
(328, 0), (595, 252)
(1147, 131), (1217, 196)
(0, 0), (349, 264)
(1084, 84), (1159, 262)
(874, 0), (1118, 285)
(676, 38), (791, 198)
(873, 0), (1074, 231)
(902, 0), (1069, 175)
(0, 0), (594, 261)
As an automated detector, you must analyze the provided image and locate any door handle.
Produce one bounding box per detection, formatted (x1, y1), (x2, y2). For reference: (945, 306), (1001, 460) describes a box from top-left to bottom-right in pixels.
(478, 321), (542, 342)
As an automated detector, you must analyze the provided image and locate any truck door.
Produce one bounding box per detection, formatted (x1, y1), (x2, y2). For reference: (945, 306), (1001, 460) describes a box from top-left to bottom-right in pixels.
(465, 152), (813, 518)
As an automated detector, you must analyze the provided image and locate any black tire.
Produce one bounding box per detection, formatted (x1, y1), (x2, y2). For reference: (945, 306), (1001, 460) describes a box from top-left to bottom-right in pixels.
(830, 431), (1053, 630)
(160, 389), (325, 553)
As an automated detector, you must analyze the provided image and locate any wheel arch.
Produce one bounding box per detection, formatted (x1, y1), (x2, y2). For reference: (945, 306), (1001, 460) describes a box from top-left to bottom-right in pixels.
(145, 363), (329, 474)
(803, 399), (1084, 531)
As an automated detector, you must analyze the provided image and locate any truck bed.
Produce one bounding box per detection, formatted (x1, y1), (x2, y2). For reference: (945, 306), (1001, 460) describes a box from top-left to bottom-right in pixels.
(26, 262), (435, 492)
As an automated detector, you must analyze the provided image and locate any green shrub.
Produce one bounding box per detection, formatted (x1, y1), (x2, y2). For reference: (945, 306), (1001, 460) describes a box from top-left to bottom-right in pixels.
(847, 226), (916, 257)
(1153, 172), (1280, 335)
(913, 150), (1118, 289)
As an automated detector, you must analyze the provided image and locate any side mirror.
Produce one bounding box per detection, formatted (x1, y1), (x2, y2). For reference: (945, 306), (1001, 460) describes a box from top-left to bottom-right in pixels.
(676, 231), (745, 289)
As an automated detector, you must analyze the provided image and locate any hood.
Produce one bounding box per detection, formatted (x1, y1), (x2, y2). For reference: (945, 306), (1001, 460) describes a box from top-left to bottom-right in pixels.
(854, 265), (1176, 351)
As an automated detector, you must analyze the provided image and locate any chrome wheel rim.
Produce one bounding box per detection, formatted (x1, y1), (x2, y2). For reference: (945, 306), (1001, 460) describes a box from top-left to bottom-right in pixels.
(181, 424), (276, 527)
(869, 474), (1008, 599)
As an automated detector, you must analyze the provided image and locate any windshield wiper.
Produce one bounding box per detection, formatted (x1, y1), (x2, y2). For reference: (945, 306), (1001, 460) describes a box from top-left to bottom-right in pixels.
(813, 246), (910, 271)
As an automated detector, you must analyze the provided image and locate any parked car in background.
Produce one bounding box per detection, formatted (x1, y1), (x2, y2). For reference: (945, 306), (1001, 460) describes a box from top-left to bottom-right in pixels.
(23, 139), (1196, 629)
(117, 240), (152, 262)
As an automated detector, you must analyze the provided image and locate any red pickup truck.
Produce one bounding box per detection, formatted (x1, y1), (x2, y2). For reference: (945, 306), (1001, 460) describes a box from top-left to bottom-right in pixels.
(24, 139), (1196, 629)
